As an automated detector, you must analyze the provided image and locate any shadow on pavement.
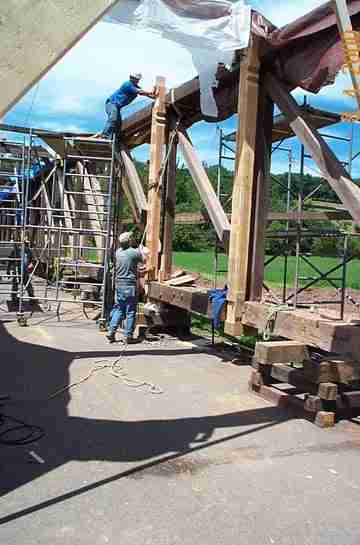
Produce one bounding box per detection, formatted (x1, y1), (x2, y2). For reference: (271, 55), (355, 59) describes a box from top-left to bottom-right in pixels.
(0, 320), (291, 524)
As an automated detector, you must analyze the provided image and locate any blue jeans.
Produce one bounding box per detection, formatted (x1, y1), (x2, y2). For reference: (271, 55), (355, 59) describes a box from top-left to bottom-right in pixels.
(109, 285), (137, 337)
(103, 101), (122, 139)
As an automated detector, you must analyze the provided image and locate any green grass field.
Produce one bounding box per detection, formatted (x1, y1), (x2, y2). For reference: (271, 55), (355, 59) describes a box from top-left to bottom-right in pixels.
(173, 251), (360, 290)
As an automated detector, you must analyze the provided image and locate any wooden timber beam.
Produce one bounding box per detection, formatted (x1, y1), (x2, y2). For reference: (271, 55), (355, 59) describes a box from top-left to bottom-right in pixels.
(250, 86), (274, 301)
(243, 301), (360, 360)
(225, 36), (261, 337)
(116, 147), (147, 225)
(148, 282), (214, 318)
(177, 130), (230, 244)
(265, 73), (360, 221)
(122, 209), (351, 226)
(147, 284), (360, 360)
(171, 210), (351, 224)
(146, 76), (167, 282)
(159, 130), (178, 281)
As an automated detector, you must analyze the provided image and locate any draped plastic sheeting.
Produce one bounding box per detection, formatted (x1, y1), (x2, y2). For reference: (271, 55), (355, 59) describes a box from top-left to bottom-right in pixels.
(104, 0), (251, 117)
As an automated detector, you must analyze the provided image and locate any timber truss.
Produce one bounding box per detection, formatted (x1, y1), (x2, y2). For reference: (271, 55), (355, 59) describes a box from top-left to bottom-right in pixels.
(3, 1), (360, 418)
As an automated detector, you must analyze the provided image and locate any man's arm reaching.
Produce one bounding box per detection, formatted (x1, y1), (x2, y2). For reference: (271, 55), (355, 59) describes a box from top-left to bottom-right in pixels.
(138, 88), (157, 99)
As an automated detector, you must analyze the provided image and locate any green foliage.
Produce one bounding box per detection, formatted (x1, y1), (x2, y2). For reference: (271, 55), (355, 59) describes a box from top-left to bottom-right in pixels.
(173, 225), (208, 251)
(312, 236), (343, 257)
(118, 159), (358, 253)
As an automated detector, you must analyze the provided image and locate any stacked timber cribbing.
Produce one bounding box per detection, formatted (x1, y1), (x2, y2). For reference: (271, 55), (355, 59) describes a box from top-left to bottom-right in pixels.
(249, 340), (360, 428)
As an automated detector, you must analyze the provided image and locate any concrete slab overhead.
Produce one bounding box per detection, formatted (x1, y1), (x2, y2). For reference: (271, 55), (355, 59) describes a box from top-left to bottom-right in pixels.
(0, 0), (120, 117)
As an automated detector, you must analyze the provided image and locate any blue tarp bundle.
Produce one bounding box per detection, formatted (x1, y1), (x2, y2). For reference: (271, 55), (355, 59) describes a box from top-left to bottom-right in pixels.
(208, 286), (228, 329)
(0, 161), (53, 205)
(0, 185), (17, 202)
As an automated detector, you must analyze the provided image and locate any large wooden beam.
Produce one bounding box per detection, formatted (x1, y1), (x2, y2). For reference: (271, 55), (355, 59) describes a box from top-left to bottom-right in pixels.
(148, 282), (214, 318)
(177, 130), (230, 244)
(243, 301), (360, 360)
(265, 73), (360, 221)
(146, 77), (167, 281)
(172, 210), (351, 224)
(250, 86), (274, 300)
(159, 130), (178, 281)
(0, 0), (118, 117)
(225, 36), (261, 336)
(117, 147), (147, 225)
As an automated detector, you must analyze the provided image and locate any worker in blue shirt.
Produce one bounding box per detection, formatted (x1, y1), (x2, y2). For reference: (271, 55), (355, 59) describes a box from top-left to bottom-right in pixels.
(100, 73), (156, 142)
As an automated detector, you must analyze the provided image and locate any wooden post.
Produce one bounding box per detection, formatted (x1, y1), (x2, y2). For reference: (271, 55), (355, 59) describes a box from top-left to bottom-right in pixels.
(225, 36), (261, 336)
(146, 76), (166, 281)
(250, 87), (274, 300)
(159, 130), (177, 281)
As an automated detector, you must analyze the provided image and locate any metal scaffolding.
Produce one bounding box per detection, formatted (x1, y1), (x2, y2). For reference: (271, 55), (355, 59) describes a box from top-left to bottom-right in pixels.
(0, 129), (122, 326)
(0, 137), (31, 312)
(215, 101), (360, 318)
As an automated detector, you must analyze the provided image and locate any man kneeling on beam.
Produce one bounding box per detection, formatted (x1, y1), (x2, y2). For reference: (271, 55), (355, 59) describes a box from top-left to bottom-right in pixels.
(106, 231), (149, 344)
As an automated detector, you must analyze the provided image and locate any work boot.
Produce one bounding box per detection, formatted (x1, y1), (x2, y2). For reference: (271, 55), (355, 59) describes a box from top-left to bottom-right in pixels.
(124, 336), (138, 345)
(106, 332), (116, 343)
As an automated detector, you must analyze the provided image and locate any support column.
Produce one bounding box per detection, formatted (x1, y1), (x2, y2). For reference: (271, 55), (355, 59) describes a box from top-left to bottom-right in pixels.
(225, 36), (261, 336)
(146, 76), (167, 282)
(250, 88), (274, 300)
(159, 130), (178, 281)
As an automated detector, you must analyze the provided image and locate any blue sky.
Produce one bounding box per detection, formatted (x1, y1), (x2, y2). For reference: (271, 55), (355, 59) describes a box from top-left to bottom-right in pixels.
(3, 0), (360, 177)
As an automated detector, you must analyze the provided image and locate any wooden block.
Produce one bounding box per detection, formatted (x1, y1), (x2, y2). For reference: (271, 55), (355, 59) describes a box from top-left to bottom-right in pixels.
(249, 369), (264, 387)
(134, 324), (148, 340)
(255, 340), (308, 365)
(338, 391), (360, 409)
(318, 382), (338, 401)
(304, 395), (323, 413)
(242, 325), (258, 337)
(170, 269), (185, 279)
(271, 363), (316, 393)
(303, 358), (360, 384)
(224, 319), (246, 337)
(249, 382), (291, 408)
(165, 274), (199, 286)
(314, 411), (335, 428)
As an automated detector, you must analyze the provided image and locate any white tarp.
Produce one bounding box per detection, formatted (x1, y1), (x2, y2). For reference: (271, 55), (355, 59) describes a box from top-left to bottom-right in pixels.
(104, 0), (251, 117)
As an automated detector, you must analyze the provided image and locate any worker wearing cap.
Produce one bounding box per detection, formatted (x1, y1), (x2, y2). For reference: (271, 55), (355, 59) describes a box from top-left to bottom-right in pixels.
(106, 232), (149, 344)
(101, 73), (156, 141)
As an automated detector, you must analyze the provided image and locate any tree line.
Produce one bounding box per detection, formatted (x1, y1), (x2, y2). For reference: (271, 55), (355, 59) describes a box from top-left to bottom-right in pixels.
(124, 160), (359, 257)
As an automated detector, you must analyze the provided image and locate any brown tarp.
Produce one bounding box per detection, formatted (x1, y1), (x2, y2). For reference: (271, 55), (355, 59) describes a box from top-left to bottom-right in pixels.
(262, 0), (360, 92)
(161, 0), (232, 19)
(161, 0), (360, 93)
